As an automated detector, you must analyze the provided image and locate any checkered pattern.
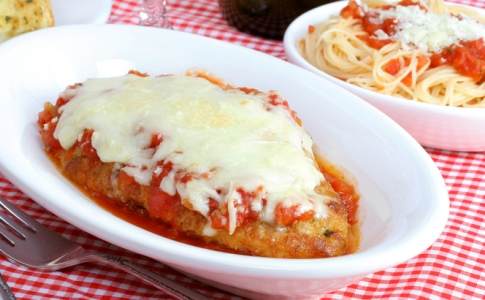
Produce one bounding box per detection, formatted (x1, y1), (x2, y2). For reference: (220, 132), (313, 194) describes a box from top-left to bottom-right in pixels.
(1, 0), (484, 299)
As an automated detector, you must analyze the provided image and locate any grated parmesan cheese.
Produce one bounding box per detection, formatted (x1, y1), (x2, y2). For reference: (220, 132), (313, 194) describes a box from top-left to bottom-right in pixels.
(374, 29), (390, 40)
(372, 4), (485, 52)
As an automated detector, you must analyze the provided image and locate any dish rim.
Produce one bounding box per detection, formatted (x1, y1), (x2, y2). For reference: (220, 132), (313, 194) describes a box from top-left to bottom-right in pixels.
(283, 0), (485, 116)
(0, 24), (449, 278)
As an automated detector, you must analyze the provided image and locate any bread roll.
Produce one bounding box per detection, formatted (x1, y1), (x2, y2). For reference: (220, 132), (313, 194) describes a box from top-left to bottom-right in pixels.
(0, 0), (54, 42)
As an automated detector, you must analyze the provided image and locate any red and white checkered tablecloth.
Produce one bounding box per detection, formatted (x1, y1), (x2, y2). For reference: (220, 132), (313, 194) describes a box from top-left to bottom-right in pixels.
(1, 0), (484, 299)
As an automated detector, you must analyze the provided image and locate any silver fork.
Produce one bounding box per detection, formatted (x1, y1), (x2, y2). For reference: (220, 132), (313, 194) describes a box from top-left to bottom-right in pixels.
(0, 197), (212, 300)
(0, 272), (15, 300)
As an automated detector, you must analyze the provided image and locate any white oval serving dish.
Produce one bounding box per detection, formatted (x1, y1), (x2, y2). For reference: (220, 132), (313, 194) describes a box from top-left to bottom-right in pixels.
(0, 24), (448, 299)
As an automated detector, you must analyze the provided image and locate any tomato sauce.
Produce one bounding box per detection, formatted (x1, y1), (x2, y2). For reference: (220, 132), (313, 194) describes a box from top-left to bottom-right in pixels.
(92, 158), (358, 248)
(316, 157), (359, 225)
(90, 188), (236, 253)
(340, 0), (485, 83)
(383, 55), (429, 86)
(340, 0), (396, 49)
(430, 39), (485, 83)
(340, 0), (428, 50)
(46, 149), (359, 253)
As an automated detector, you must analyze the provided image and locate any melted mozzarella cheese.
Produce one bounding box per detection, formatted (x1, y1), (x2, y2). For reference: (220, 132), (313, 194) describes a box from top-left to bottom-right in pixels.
(54, 74), (328, 233)
(373, 5), (485, 52)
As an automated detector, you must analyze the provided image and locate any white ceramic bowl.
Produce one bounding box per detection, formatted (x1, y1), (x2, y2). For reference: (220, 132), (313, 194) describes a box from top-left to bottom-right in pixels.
(284, 1), (485, 152)
(0, 25), (448, 299)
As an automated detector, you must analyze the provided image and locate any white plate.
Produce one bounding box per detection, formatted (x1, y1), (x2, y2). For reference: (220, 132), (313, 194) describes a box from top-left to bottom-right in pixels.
(51, 0), (112, 25)
(0, 25), (448, 299)
(284, 1), (485, 152)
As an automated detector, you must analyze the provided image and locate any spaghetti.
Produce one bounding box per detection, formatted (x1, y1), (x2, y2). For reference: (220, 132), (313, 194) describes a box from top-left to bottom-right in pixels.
(299, 0), (485, 107)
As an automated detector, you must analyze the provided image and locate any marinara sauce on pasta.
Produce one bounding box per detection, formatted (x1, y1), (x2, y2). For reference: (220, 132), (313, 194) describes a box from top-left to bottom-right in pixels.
(299, 0), (485, 107)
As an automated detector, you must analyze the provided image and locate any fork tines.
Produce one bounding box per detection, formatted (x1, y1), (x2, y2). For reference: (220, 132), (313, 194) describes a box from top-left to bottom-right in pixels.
(0, 197), (37, 245)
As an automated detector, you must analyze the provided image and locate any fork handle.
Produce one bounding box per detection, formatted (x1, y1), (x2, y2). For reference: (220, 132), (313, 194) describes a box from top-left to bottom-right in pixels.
(0, 274), (16, 300)
(90, 254), (211, 300)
